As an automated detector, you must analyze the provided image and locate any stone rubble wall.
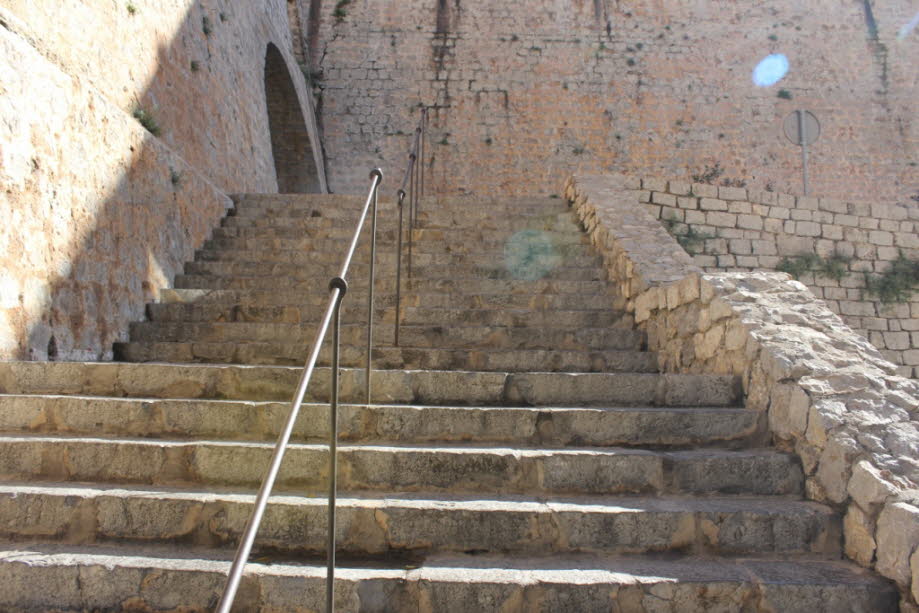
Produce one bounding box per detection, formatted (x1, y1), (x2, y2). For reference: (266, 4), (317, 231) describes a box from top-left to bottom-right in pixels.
(312, 0), (917, 203)
(565, 173), (919, 610)
(0, 3), (324, 360)
(639, 177), (919, 379)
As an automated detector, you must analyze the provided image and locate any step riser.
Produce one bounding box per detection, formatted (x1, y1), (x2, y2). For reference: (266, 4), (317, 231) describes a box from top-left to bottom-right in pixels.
(0, 489), (838, 557)
(0, 362), (741, 406)
(0, 439), (802, 496)
(115, 342), (657, 372)
(127, 323), (645, 352)
(183, 262), (605, 282)
(159, 288), (621, 311)
(0, 549), (897, 613)
(146, 304), (623, 328)
(0, 397), (763, 448)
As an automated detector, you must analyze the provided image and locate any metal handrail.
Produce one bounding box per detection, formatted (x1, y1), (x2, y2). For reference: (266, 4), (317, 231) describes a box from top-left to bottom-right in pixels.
(216, 168), (383, 613)
(395, 107), (427, 346)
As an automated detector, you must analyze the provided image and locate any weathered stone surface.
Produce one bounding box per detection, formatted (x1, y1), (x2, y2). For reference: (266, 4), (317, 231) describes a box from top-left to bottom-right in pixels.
(877, 503), (919, 588)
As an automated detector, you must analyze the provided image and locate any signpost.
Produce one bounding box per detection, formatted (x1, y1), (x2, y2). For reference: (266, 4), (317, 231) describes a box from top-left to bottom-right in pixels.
(783, 110), (820, 196)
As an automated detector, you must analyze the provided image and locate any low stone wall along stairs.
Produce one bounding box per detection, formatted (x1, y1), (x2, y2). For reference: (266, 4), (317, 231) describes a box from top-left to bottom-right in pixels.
(0, 194), (898, 611)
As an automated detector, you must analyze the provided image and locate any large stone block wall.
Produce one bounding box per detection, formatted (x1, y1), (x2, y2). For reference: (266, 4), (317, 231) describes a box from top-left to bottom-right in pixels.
(0, 3), (325, 360)
(566, 173), (919, 610)
(640, 177), (919, 378)
(311, 0), (917, 203)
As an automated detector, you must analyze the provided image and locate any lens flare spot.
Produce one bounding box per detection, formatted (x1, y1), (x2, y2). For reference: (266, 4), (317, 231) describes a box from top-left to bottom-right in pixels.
(503, 230), (560, 281)
(752, 53), (789, 87)
(898, 12), (919, 41)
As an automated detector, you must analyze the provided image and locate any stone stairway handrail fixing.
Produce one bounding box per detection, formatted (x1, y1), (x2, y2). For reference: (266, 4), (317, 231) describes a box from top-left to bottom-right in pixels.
(395, 106), (428, 347)
(216, 169), (384, 613)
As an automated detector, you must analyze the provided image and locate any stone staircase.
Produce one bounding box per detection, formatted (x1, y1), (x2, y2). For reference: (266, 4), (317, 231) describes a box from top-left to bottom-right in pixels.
(0, 194), (897, 611)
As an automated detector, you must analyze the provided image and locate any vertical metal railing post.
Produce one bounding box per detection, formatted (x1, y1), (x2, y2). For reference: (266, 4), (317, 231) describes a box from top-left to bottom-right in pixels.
(395, 184), (408, 347)
(365, 177), (378, 405)
(326, 277), (346, 613)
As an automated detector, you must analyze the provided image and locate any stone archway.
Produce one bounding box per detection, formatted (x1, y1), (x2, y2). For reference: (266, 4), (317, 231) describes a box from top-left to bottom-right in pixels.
(264, 43), (320, 193)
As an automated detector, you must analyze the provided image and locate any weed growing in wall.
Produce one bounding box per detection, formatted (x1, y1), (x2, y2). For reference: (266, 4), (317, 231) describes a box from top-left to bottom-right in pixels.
(170, 168), (183, 188)
(691, 163), (724, 184)
(865, 252), (919, 303)
(777, 253), (852, 282)
(662, 219), (712, 255)
(190, 61), (200, 72)
(777, 89), (793, 100)
(126, 2), (137, 15)
(334, 0), (352, 22)
(202, 16), (212, 36)
(132, 107), (161, 136)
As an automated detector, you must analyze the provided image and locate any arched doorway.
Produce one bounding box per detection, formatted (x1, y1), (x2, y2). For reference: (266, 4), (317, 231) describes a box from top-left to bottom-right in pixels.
(264, 43), (321, 193)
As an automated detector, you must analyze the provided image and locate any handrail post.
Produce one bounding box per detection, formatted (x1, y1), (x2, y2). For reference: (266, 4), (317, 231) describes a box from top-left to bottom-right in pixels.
(395, 188), (407, 347)
(326, 277), (346, 613)
(365, 170), (380, 405)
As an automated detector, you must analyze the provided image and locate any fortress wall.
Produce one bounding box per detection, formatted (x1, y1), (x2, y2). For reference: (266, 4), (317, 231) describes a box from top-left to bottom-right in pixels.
(313, 0), (917, 202)
(642, 177), (919, 378)
(0, 2), (324, 360)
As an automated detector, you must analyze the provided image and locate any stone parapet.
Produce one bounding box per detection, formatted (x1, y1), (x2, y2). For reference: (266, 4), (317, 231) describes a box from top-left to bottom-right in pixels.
(566, 173), (919, 609)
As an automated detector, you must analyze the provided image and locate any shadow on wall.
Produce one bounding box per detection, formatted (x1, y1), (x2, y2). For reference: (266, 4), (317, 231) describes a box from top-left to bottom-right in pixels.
(0, 2), (325, 362)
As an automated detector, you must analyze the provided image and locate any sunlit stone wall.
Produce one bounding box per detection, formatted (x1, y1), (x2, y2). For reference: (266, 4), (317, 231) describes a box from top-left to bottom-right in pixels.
(0, 2), (324, 360)
(313, 0), (917, 203)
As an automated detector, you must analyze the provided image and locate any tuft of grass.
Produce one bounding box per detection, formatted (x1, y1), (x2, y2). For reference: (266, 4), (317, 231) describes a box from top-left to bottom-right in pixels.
(438, 135), (449, 145)
(572, 146), (586, 155)
(126, 2), (137, 15)
(768, 34), (778, 41)
(691, 162), (724, 184)
(777, 253), (852, 282)
(202, 16), (213, 36)
(333, 0), (352, 22)
(484, 137), (493, 145)
(219, 11), (228, 22)
(132, 107), (161, 136)
(865, 252), (919, 303)
(777, 89), (792, 100)
(511, 34), (519, 42)
(170, 168), (183, 188)
(626, 57), (636, 66)
(190, 60), (200, 72)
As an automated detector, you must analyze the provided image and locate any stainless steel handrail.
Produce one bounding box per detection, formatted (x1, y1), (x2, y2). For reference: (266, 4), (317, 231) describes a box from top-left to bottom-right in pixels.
(216, 168), (383, 613)
(395, 107), (427, 346)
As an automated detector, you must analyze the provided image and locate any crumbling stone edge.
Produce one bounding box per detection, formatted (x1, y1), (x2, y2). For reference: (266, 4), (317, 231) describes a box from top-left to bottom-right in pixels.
(566, 173), (919, 610)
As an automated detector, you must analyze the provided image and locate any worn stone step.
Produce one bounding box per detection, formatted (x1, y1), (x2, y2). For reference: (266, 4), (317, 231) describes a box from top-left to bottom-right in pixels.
(0, 483), (838, 557)
(0, 361), (740, 407)
(194, 247), (603, 271)
(183, 260), (605, 282)
(232, 194), (567, 214)
(203, 236), (595, 258)
(0, 395), (761, 448)
(174, 274), (612, 296)
(159, 287), (620, 311)
(0, 543), (895, 612)
(0, 435), (802, 496)
(127, 322), (644, 352)
(115, 340), (657, 372)
(146, 303), (624, 329)
(221, 214), (581, 236)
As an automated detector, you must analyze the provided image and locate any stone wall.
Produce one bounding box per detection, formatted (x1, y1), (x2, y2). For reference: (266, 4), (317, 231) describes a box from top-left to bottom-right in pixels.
(311, 0), (917, 203)
(0, 2), (326, 360)
(639, 177), (919, 379)
(566, 172), (919, 610)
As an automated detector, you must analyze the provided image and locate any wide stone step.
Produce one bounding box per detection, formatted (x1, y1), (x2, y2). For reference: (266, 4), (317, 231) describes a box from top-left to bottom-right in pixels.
(0, 544), (896, 612)
(0, 395), (761, 448)
(203, 236), (594, 257)
(126, 322), (644, 352)
(183, 260), (605, 282)
(159, 287), (620, 311)
(232, 194), (567, 214)
(0, 542), (898, 612)
(0, 483), (838, 557)
(146, 303), (624, 329)
(221, 214), (582, 235)
(115, 341), (657, 372)
(174, 274), (612, 296)
(0, 362), (740, 406)
(0, 435), (801, 496)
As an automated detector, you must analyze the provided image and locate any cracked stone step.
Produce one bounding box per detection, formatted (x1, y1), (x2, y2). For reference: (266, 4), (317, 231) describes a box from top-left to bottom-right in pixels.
(158, 287), (621, 310)
(126, 322), (645, 352)
(0, 483), (839, 557)
(0, 361), (740, 406)
(115, 340), (658, 372)
(193, 247), (603, 270)
(183, 260), (606, 282)
(0, 435), (803, 496)
(0, 395), (762, 448)
(0, 544), (897, 612)
(174, 274), (614, 295)
(145, 303), (626, 329)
